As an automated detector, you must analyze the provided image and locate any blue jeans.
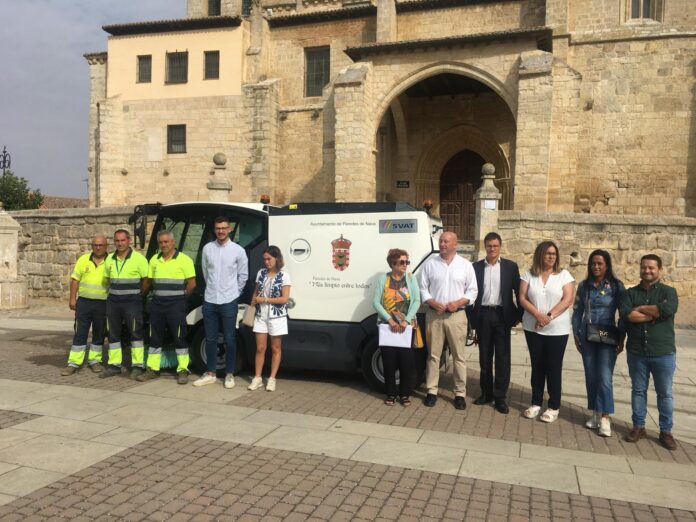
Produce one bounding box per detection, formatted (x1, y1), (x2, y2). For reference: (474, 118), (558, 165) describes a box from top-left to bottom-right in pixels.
(580, 341), (617, 414)
(202, 299), (238, 374)
(626, 351), (676, 432)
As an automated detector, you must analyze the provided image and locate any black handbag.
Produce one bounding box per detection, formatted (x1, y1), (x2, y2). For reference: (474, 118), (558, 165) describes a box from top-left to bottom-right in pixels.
(586, 324), (619, 346)
(585, 284), (619, 346)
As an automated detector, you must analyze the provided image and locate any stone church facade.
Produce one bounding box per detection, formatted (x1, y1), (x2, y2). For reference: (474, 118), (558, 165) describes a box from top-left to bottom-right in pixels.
(85, 0), (696, 241)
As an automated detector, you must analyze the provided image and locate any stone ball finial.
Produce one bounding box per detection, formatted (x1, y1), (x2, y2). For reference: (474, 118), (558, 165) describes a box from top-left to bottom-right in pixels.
(482, 163), (495, 176)
(213, 153), (227, 166)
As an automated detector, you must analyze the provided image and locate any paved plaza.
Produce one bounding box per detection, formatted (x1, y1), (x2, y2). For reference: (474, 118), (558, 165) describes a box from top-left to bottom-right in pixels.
(0, 303), (694, 520)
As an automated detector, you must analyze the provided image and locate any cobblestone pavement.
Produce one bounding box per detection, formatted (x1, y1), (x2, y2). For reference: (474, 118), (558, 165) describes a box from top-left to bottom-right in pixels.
(0, 308), (695, 519)
(0, 433), (694, 522)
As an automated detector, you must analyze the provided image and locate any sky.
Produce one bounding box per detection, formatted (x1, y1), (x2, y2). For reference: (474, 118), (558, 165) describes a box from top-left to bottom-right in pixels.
(0, 0), (186, 198)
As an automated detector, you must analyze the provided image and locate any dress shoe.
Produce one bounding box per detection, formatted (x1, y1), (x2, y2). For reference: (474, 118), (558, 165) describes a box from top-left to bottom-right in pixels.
(659, 431), (677, 451)
(624, 426), (646, 443)
(494, 400), (509, 414)
(424, 393), (437, 407)
(474, 395), (493, 405)
(454, 396), (466, 410)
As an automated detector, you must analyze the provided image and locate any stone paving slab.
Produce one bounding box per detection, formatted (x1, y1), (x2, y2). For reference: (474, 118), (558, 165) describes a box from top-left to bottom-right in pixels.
(0, 467), (66, 498)
(169, 415), (279, 446)
(520, 443), (633, 473)
(577, 468), (696, 512)
(255, 426), (367, 459)
(88, 403), (196, 432)
(0, 409), (40, 430)
(0, 434), (125, 475)
(419, 429), (520, 457)
(329, 418), (424, 442)
(0, 428), (42, 451)
(351, 437), (465, 475)
(10, 416), (116, 439)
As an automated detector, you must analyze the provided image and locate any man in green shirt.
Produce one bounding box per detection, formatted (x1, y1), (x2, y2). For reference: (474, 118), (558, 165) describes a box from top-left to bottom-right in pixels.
(619, 254), (679, 450)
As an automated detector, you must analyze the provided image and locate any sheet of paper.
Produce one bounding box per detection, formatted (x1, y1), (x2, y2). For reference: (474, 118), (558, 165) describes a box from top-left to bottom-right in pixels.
(378, 324), (413, 348)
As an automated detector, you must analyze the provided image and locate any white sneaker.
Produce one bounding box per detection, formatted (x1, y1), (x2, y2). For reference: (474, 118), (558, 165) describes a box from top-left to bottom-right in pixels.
(585, 411), (599, 429)
(193, 373), (217, 387)
(224, 375), (235, 389)
(266, 377), (276, 392)
(248, 376), (264, 390)
(598, 416), (612, 437)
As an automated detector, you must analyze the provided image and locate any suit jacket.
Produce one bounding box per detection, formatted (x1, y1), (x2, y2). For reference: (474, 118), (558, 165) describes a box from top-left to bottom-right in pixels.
(469, 257), (522, 330)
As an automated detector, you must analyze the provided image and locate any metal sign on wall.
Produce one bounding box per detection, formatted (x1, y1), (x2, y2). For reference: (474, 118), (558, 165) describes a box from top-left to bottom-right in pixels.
(396, 180), (409, 188)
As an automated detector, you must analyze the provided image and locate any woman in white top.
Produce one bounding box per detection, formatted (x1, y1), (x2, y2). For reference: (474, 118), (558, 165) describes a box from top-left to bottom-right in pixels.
(247, 246), (292, 392)
(519, 241), (575, 423)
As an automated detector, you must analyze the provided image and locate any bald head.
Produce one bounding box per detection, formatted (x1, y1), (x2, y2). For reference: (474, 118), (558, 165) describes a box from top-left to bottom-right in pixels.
(438, 231), (458, 259)
(91, 234), (108, 258)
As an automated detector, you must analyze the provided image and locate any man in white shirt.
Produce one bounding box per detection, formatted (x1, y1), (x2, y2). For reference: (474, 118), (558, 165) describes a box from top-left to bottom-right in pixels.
(419, 231), (478, 409)
(193, 216), (249, 389)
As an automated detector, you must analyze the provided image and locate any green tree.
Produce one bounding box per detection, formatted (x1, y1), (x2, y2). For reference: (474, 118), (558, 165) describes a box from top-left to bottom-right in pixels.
(0, 170), (44, 210)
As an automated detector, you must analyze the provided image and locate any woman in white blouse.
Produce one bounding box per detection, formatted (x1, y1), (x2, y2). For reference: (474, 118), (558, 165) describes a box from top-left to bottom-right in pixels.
(519, 241), (575, 423)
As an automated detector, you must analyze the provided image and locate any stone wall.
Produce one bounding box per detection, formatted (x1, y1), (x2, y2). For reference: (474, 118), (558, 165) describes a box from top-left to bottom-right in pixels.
(10, 208), (135, 299)
(497, 211), (696, 298)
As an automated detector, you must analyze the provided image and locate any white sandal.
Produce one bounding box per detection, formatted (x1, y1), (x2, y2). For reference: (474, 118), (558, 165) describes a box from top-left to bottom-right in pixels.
(540, 408), (559, 423)
(523, 405), (541, 419)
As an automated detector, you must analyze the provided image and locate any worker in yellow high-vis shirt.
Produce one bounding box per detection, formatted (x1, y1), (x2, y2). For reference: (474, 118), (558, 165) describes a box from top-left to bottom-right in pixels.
(62, 235), (109, 376)
(138, 229), (196, 384)
(101, 229), (149, 379)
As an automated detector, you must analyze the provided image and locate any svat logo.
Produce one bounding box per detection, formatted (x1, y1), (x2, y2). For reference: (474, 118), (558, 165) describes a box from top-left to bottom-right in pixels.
(331, 234), (352, 271)
(379, 219), (418, 233)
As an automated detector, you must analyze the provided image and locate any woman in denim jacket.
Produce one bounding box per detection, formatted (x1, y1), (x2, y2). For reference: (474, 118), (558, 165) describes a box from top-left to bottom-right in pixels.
(572, 249), (625, 437)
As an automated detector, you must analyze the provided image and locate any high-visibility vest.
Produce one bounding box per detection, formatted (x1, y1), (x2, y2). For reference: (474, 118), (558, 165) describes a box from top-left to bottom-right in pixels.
(148, 250), (195, 299)
(71, 253), (108, 300)
(104, 248), (148, 299)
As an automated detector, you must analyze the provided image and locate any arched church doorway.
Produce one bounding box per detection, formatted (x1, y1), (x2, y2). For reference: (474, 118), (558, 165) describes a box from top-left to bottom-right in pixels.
(440, 150), (485, 240)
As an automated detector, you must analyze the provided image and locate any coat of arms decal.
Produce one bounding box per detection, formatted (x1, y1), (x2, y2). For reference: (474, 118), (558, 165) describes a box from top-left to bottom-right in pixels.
(331, 234), (352, 271)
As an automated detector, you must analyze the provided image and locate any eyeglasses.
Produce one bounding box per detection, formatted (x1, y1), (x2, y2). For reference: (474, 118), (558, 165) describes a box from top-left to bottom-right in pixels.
(92, 244), (107, 247)
(394, 260), (410, 266)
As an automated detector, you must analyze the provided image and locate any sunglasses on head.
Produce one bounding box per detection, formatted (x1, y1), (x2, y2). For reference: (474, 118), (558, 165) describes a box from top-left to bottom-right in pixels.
(394, 260), (410, 266)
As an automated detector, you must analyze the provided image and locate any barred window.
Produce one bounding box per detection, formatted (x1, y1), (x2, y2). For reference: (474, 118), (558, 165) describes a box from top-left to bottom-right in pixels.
(166, 51), (188, 84)
(204, 51), (220, 80)
(305, 47), (330, 98)
(208, 0), (221, 16)
(167, 125), (187, 154)
(137, 55), (152, 83)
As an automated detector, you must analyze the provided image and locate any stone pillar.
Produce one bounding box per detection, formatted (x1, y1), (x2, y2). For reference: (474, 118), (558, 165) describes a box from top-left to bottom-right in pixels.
(207, 152), (232, 201)
(243, 79), (280, 203)
(84, 52), (107, 208)
(473, 163), (502, 260)
(514, 50), (554, 212)
(333, 64), (375, 201)
(376, 0), (397, 42)
(0, 206), (28, 309)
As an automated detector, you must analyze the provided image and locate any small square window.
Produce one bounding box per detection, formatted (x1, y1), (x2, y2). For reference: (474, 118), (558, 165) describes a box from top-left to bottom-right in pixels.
(167, 125), (186, 154)
(208, 0), (221, 16)
(166, 51), (188, 84)
(204, 51), (220, 80)
(137, 55), (152, 83)
(305, 47), (330, 98)
(628, 0), (662, 21)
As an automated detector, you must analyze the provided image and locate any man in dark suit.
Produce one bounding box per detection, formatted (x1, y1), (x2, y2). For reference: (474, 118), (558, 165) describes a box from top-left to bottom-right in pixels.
(470, 232), (522, 414)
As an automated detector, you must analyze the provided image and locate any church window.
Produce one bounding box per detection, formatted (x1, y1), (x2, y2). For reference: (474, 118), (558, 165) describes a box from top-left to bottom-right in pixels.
(204, 51), (220, 80)
(628, 0), (662, 21)
(166, 51), (188, 84)
(167, 125), (187, 154)
(137, 55), (152, 83)
(305, 47), (330, 98)
(208, 0), (221, 16)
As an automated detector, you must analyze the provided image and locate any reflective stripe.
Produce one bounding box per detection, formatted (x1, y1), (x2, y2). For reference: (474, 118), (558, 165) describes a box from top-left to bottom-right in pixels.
(153, 278), (185, 285)
(80, 283), (106, 290)
(70, 345), (87, 353)
(131, 340), (144, 348)
(108, 346), (122, 366)
(109, 289), (141, 296)
(175, 348), (188, 356)
(176, 353), (190, 373)
(110, 278), (141, 284)
(131, 346), (144, 367)
(109, 342), (122, 350)
(147, 347), (162, 371)
(88, 345), (102, 364)
(153, 290), (185, 296)
(148, 347), (162, 355)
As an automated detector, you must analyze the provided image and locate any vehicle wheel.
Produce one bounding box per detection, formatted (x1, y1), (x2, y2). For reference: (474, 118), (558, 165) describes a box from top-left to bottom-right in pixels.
(361, 336), (386, 393)
(190, 327), (246, 376)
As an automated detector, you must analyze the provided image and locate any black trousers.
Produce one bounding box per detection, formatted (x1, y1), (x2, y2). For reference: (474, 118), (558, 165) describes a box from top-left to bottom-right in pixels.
(106, 299), (144, 344)
(381, 345), (415, 397)
(477, 307), (511, 400)
(524, 331), (569, 410)
(149, 298), (188, 349)
(73, 298), (106, 347)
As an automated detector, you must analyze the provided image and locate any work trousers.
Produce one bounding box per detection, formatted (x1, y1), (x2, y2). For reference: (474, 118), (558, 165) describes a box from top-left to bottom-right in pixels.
(477, 307), (511, 400)
(106, 298), (144, 368)
(68, 298), (106, 368)
(147, 298), (189, 373)
(425, 309), (468, 397)
(381, 345), (415, 398)
(524, 331), (569, 410)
